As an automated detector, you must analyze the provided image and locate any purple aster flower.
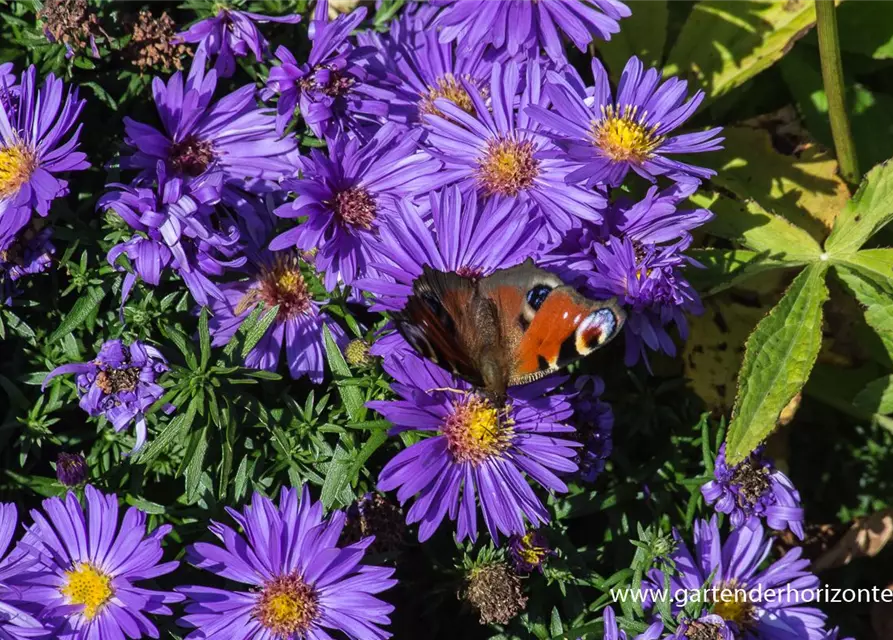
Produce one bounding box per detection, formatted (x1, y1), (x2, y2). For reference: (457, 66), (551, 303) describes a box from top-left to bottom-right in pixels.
(12, 486), (182, 639)
(357, 185), (543, 311)
(54, 453), (88, 487)
(433, 0), (630, 62)
(570, 375), (613, 483)
(270, 123), (443, 291)
(0, 503), (52, 640)
(600, 606), (662, 640)
(543, 185), (709, 365)
(177, 6), (300, 78)
(363, 10), (497, 126)
(0, 65), (88, 249)
(208, 249), (346, 382)
(702, 443), (805, 540)
(508, 529), (554, 573)
(423, 60), (605, 239)
(42, 340), (170, 452)
(670, 615), (734, 640)
(371, 355), (579, 543)
(529, 56), (723, 187)
(122, 49), (297, 207)
(645, 517), (827, 639)
(603, 183), (713, 245)
(177, 485), (396, 640)
(264, 0), (393, 137)
(102, 169), (245, 306)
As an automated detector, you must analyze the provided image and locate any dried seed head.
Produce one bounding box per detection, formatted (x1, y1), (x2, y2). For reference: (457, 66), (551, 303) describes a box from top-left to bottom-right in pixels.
(128, 10), (191, 73)
(461, 561), (527, 626)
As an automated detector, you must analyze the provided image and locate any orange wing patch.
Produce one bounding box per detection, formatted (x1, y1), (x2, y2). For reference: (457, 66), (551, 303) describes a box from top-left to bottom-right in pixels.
(514, 291), (590, 377)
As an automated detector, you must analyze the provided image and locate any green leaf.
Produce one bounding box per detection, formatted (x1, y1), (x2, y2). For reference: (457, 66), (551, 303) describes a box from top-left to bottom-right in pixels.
(853, 375), (893, 417)
(663, 0), (817, 106)
(320, 439), (355, 509)
(834, 263), (893, 363)
(837, 1), (893, 59)
(241, 305), (279, 358)
(696, 126), (849, 240)
(323, 325), (367, 423)
(136, 398), (197, 463)
(81, 81), (118, 111)
(826, 161), (893, 255)
(839, 248), (893, 287)
(691, 189), (822, 262)
(198, 306), (211, 370)
(549, 607), (564, 637)
(725, 263), (829, 464)
(686, 248), (792, 296)
(598, 1), (667, 77)
(184, 427), (209, 503)
(48, 287), (105, 343)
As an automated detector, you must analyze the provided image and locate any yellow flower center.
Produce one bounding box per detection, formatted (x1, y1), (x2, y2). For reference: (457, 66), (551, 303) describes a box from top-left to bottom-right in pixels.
(443, 395), (513, 464)
(477, 137), (539, 197)
(60, 563), (113, 620)
(589, 105), (664, 164)
(255, 573), (319, 637)
(515, 531), (550, 567)
(0, 143), (38, 199)
(420, 74), (478, 117)
(711, 581), (754, 627)
(236, 254), (313, 322)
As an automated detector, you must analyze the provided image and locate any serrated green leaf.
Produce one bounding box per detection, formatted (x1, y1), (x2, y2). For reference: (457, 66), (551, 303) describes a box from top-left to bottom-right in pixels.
(241, 305), (279, 358)
(692, 189), (822, 262)
(323, 325), (367, 422)
(827, 161), (893, 255)
(664, 0), (817, 107)
(725, 263), (829, 464)
(48, 287), (105, 343)
(599, 1), (667, 78)
(838, 249), (893, 288)
(834, 264), (893, 364)
(853, 375), (893, 417)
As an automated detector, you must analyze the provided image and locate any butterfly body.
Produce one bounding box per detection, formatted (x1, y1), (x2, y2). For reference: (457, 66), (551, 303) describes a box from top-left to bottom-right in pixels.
(393, 259), (625, 397)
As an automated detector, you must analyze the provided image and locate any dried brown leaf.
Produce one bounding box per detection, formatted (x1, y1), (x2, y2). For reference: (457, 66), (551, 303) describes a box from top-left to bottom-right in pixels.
(813, 509), (893, 571)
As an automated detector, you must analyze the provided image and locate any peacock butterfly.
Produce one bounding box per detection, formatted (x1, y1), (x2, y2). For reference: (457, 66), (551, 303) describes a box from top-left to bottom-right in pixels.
(392, 259), (625, 397)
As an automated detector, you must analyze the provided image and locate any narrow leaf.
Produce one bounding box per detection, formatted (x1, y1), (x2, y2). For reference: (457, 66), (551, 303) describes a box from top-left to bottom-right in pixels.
(725, 263), (829, 464)
(198, 306), (211, 370)
(48, 287), (105, 343)
(241, 305), (279, 358)
(323, 325), (367, 422)
(320, 439), (355, 509)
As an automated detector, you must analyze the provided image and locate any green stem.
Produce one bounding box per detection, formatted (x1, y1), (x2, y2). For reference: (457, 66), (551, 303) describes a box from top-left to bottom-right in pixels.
(815, 0), (860, 185)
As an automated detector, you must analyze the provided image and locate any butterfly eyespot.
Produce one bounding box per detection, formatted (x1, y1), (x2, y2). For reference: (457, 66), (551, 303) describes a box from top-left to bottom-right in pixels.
(577, 308), (618, 352)
(525, 284), (552, 311)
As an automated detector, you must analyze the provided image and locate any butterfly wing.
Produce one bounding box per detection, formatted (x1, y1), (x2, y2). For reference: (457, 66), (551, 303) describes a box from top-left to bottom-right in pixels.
(478, 260), (626, 386)
(392, 266), (484, 386)
(511, 289), (624, 385)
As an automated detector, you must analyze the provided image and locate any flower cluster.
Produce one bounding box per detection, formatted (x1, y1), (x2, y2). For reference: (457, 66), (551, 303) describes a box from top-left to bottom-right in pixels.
(0, 64), (87, 299)
(0, 485), (394, 640)
(13, 0), (850, 638)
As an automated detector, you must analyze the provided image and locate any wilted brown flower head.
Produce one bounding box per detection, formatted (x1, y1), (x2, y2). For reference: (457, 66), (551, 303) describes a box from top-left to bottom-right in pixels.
(460, 561), (527, 626)
(127, 9), (191, 73)
(38, 0), (107, 57)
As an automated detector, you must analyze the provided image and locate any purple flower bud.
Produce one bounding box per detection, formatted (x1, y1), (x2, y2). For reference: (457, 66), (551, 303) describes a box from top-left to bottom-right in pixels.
(55, 452), (88, 486)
